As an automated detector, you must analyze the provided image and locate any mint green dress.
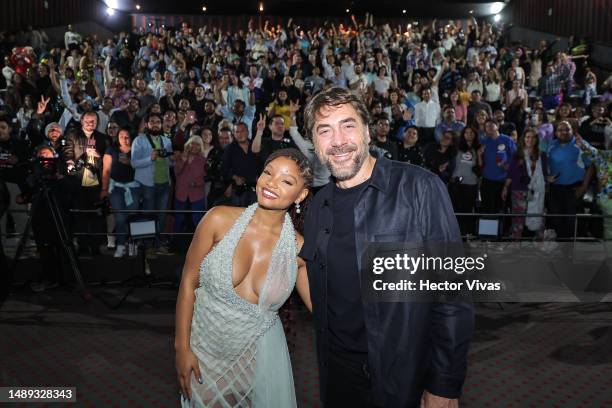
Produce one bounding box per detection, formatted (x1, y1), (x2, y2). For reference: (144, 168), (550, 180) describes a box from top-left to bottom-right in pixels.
(181, 204), (298, 407)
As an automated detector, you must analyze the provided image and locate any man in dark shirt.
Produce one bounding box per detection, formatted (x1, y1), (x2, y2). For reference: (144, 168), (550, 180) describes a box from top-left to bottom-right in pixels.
(372, 116), (398, 160)
(220, 122), (260, 207)
(397, 126), (425, 166)
(300, 87), (473, 407)
(251, 114), (297, 163)
(467, 90), (492, 126)
(110, 97), (141, 136)
(580, 104), (609, 150)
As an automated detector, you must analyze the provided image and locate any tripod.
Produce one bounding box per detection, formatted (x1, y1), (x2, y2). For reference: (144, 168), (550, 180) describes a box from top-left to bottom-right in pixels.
(9, 178), (91, 301)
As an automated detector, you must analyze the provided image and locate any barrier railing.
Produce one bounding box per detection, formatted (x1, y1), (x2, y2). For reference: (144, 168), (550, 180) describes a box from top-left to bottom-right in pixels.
(2, 208), (610, 241)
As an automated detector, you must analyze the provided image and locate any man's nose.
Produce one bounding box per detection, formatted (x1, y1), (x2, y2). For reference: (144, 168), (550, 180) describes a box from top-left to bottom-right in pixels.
(330, 127), (349, 146)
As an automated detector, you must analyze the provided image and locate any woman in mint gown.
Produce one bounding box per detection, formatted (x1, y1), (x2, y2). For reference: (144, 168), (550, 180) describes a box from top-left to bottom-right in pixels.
(175, 149), (313, 407)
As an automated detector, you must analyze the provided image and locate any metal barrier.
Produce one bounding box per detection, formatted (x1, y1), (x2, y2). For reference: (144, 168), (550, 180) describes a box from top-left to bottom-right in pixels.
(2, 208), (611, 242)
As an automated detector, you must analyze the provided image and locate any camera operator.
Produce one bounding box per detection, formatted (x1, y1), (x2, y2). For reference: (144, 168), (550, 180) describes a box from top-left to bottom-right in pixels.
(131, 113), (173, 254)
(0, 115), (30, 241)
(63, 111), (109, 255)
(20, 145), (72, 292)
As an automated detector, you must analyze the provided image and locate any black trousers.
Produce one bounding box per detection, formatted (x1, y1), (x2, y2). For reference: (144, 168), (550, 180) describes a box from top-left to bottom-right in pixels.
(548, 184), (581, 239)
(417, 127), (436, 147)
(449, 182), (478, 235)
(480, 178), (505, 214)
(325, 350), (379, 408)
(74, 185), (105, 250)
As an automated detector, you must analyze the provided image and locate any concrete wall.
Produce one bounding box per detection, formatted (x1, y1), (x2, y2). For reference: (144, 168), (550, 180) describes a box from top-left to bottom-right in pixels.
(507, 25), (612, 70)
(42, 22), (118, 48)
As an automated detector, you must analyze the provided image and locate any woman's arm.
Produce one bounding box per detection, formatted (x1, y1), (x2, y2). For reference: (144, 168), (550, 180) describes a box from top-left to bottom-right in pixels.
(295, 235), (312, 312)
(101, 153), (112, 198)
(175, 207), (225, 399)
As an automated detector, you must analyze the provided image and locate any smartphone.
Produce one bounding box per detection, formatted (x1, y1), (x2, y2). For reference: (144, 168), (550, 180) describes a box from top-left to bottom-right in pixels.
(187, 110), (196, 121)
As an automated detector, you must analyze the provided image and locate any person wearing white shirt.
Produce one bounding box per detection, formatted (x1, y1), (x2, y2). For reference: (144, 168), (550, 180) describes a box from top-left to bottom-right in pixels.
(414, 88), (441, 146)
(64, 25), (81, 50)
(348, 63), (368, 94)
(2, 57), (15, 88)
(372, 66), (393, 98)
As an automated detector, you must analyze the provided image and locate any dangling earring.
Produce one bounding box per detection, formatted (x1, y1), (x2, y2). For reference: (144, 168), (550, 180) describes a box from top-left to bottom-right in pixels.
(295, 202), (301, 214)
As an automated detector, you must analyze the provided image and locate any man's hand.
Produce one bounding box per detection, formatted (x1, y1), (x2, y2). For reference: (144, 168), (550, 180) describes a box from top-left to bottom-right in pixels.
(402, 108), (413, 121)
(289, 100), (300, 115)
(255, 113), (267, 132)
(223, 184), (233, 198)
(574, 133), (585, 149)
(151, 150), (159, 161)
(575, 184), (588, 199)
(420, 391), (459, 408)
(37, 95), (51, 115)
(86, 148), (100, 159)
(232, 175), (246, 186)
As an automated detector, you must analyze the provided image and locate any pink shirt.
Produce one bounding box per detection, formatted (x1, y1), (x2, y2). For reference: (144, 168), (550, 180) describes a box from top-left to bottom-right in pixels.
(174, 155), (206, 202)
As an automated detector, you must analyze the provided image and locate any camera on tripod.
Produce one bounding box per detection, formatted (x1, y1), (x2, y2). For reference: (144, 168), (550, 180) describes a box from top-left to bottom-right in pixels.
(32, 156), (60, 180)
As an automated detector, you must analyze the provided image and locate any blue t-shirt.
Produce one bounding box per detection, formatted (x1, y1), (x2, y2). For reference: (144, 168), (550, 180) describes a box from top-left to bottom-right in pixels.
(547, 137), (591, 185)
(482, 134), (517, 181)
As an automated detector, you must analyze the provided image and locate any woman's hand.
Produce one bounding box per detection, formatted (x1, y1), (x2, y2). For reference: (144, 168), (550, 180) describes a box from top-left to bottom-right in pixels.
(501, 185), (508, 201)
(175, 347), (202, 401)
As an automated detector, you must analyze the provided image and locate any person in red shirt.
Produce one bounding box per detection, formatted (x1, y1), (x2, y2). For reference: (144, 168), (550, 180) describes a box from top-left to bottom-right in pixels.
(173, 135), (207, 232)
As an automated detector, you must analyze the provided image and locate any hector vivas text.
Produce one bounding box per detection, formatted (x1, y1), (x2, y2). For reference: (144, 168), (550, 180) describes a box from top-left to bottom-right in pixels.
(371, 253), (502, 292)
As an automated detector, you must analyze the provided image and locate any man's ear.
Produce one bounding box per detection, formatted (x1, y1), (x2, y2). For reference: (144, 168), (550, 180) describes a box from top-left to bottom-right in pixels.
(364, 125), (371, 145)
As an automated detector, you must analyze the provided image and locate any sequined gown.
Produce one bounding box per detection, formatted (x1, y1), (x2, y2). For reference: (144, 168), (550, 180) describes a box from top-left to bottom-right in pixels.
(181, 204), (298, 408)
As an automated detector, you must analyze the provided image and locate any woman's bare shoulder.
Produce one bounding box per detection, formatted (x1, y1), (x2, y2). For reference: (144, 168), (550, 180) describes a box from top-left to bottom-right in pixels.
(199, 206), (245, 234)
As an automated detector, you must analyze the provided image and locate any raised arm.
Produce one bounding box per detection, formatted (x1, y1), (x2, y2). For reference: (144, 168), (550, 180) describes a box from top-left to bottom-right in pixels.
(251, 113), (267, 154)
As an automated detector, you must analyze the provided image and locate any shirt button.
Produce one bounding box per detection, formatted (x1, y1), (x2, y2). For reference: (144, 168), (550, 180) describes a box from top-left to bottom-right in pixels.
(319, 262), (326, 269)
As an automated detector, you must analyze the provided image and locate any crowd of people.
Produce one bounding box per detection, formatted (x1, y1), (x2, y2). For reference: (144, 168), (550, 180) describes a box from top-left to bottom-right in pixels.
(1, 14), (612, 289)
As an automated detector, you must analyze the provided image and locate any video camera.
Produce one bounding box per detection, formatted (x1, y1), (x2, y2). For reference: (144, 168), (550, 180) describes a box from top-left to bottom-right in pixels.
(67, 157), (98, 175)
(155, 148), (173, 158)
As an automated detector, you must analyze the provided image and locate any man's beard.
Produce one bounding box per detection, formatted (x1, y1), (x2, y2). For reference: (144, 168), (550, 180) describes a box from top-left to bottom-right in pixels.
(148, 128), (161, 136)
(316, 139), (369, 182)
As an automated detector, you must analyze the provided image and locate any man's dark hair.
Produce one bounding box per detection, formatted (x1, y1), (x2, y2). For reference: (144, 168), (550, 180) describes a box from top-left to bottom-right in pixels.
(146, 113), (163, 123)
(374, 115), (390, 125)
(268, 114), (285, 126)
(0, 115), (13, 126)
(303, 87), (370, 139)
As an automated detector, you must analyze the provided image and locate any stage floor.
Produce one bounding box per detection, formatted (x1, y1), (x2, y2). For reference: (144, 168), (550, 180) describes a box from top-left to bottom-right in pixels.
(1, 286), (612, 407)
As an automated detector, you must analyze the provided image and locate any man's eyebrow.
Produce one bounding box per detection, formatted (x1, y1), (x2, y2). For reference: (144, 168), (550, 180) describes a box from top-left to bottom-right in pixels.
(315, 117), (357, 132)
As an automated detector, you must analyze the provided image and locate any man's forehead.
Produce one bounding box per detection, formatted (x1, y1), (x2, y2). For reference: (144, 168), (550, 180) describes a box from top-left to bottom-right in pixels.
(315, 104), (359, 123)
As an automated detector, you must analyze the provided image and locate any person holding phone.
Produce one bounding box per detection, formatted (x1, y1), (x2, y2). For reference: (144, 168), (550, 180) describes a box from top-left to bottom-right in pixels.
(423, 130), (456, 183)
